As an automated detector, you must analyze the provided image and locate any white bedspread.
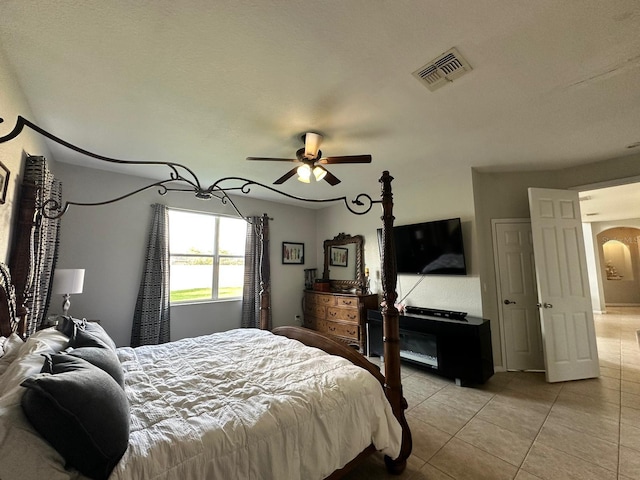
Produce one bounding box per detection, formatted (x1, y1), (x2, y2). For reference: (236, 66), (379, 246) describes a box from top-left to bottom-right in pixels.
(111, 328), (402, 480)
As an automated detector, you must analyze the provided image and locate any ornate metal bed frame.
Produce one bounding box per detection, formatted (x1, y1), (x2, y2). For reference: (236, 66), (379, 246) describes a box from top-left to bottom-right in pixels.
(0, 115), (411, 476)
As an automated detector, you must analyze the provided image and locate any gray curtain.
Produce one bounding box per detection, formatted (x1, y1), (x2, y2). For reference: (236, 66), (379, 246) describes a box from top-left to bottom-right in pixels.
(241, 215), (270, 329)
(131, 204), (170, 346)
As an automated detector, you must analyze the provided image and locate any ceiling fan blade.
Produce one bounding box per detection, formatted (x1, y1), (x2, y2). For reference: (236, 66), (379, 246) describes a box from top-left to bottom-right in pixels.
(321, 168), (341, 186)
(319, 154), (372, 164)
(273, 167), (298, 185)
(246, 156), (298, 162)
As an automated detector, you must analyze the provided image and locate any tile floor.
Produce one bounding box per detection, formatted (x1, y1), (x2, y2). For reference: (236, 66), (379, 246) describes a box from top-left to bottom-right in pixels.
(344, 307), (640, 480)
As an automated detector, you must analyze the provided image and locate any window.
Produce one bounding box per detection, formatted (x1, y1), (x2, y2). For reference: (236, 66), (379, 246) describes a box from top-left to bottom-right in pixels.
(168, 209), (246, 303)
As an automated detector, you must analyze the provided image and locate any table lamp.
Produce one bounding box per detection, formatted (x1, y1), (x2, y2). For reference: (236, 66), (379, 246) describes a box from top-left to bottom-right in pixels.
(51, 268), (85, 316)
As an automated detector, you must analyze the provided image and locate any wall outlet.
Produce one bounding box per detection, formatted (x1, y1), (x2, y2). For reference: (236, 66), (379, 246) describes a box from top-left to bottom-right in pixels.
(294, 315), (301, 325)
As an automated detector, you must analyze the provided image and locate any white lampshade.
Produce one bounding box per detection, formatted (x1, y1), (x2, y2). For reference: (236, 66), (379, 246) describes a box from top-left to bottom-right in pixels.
(52, 269), (85, 295)
(297, 164), (311, 183)
(313, 166), (327, 182)
(303, 132), (322, 159)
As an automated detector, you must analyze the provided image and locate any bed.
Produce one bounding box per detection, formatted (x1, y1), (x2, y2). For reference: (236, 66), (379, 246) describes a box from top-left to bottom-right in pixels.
(0, 169), (411, 479)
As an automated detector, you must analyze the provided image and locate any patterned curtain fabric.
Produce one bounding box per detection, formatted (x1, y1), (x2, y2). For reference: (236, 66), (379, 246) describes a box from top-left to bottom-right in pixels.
(23, 156), (61, 335)
(130, 204), (170, 347)
(241, 215), (271, 329)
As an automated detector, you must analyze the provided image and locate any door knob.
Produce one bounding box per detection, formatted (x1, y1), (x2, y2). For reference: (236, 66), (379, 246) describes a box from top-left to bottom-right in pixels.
(543, 303), (553, 308)
(503, 299), (516, 305)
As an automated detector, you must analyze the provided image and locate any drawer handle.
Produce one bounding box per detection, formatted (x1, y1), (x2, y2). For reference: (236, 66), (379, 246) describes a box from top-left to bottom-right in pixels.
(342, 300), (353, 305)
(329, 326), (336, 332)
(329, 311), (337, 317)
(347, 313), (357, 320)
(348, 329), (356, 335)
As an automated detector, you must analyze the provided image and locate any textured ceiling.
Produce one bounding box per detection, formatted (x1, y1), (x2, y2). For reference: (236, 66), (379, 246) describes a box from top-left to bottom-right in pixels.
(1, 0), (639, 210)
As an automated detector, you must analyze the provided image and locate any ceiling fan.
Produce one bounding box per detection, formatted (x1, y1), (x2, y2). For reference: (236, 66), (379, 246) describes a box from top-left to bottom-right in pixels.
(246, 132), (372, 186)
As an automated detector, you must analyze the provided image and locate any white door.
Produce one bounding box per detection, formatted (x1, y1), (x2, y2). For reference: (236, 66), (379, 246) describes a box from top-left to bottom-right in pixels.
(493, 220), (544, 371)
(528, 188), (600, 383)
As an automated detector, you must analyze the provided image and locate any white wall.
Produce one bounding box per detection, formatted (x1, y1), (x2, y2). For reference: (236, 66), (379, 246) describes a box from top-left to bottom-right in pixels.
(0, 47), (52, 263)
(51, 162), (317, 346)
(316, 166), (482, 317)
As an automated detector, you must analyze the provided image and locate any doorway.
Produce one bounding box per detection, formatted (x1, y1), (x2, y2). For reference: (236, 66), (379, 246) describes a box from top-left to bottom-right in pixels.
(597, 227), (640, 306)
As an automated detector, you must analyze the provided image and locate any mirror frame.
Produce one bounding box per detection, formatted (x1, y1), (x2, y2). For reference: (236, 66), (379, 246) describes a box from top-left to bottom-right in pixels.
(323, 233), (365, 292)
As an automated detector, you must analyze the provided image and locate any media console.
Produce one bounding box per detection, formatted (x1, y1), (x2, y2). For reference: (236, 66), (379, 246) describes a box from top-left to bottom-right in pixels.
(367, 309), (494, 385)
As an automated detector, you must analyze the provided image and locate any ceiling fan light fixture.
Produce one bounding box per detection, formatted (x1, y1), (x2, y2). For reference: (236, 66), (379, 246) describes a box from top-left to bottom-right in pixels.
(303, 132), (323, 159)
(297, 163), (311, 183)
(313, 166), (327, 182)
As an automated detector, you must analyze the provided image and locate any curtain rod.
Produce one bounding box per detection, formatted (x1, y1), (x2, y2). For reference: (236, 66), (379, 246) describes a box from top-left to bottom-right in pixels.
(0, 115), (378, 219)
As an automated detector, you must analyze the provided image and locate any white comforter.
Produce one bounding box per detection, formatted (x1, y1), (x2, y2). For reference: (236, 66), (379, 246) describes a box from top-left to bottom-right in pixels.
(111, 328), (402, 480)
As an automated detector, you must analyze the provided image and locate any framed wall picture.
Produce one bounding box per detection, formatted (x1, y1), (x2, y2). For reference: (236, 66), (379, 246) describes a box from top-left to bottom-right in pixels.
(0, 161), (9, 204)
(330, 246), (348, 267)
(282, 242), (304, 264)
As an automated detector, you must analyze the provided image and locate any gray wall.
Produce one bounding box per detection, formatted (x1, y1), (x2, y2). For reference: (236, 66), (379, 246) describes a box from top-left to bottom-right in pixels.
(51, 162), (318, 347)
(0, 47), (52, 263)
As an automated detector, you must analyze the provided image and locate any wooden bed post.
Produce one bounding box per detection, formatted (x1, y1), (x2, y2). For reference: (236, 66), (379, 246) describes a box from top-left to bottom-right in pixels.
(259, 213), (271, 331)
(379, 171), (412, 473)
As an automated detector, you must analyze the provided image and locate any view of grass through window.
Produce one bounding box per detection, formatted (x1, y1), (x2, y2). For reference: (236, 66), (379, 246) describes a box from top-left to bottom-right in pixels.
(168, 210), (246, 303)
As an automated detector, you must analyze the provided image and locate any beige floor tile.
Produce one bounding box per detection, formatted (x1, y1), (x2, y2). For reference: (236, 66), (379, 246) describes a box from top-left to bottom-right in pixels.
(535, 421), (618, 472)
(622, 379), (640, 396)
(407, 416), (452, 462)
(621, 405), (640, 426)
(429, 384), (494, 413)
(545, 405), (619, 444)
(599, 365), (621, 379)
(341, 451), (426, 480)
(622, 389), (640, 408)
(429, 437), (518, 480)
(554, 389), (620, 421)
(514, 470), (544, 480)
(489, 387), (556, 415)
(408, 398), (477, 435)
(521, 443), (616, 480)
(455, 417), (533, 466)
(621, 422), (640, 450)
(412, 463), (455, 479)
(402, 375), (447, 398)
(560, 376), (621, 404)
(476, 399), (548, 440)
(619, 445), (640, 480)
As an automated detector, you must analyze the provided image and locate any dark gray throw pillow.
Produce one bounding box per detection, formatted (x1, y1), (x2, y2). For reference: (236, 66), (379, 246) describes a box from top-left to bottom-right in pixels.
(43, 349), (125, 388)
(69, 321), (117, 351)
(21, 356), (129, 480)
(55, 315), (86, 338)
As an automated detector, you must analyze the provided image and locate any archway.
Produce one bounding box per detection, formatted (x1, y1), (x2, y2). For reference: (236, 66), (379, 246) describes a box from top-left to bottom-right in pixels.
(597, 227), (640, 306)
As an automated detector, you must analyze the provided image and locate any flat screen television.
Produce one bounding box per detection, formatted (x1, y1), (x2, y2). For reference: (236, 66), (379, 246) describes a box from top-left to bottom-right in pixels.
(378, 218), (467, 275)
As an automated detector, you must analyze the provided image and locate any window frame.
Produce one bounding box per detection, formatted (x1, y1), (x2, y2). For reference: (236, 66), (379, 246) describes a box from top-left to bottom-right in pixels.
(168, 208), (246, 304)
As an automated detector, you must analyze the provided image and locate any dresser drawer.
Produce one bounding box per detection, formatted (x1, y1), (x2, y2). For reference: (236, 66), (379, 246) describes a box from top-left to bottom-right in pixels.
(335, 296), (359, 308)
(322, 320), (359, 340)
(327, 306), (359, 323)
(305, 304), (326, 317)
(302, 316), (318, 329)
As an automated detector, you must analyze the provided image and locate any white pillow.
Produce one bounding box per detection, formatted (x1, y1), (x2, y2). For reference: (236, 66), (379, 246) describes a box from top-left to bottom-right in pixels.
(0, 334), (24, 377)
(0, 338), (53, 398)
(28, 327), (70, 353)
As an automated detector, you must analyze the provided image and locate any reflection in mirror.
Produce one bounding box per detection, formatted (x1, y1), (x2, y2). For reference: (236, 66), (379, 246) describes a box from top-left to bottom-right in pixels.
(323, 233), (364, 292)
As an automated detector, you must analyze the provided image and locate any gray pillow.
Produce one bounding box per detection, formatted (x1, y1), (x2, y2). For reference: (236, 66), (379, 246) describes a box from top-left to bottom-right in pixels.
(69, 322), (117, 351)
(55, 315), (86, 338)
(43, 349), (125, 388)
(21, 356), (129, 480)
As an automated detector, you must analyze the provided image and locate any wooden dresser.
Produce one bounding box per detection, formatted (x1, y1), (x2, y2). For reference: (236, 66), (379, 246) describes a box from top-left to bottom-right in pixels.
(303, 290), (378, 352)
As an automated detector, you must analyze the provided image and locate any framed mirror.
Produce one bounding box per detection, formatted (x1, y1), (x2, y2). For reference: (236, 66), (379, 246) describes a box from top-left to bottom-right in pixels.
(323, 233), (365, 292)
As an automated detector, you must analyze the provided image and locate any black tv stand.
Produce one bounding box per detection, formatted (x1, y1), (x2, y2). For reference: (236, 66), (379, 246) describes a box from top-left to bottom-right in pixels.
(367, 309), (493, 385)
(404, 305), (468, 320)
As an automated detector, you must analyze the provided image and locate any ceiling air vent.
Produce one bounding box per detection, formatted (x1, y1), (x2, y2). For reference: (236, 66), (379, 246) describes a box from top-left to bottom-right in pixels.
(412, 47), (472, 92)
